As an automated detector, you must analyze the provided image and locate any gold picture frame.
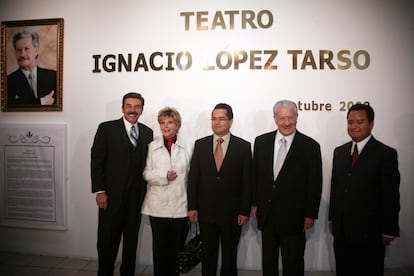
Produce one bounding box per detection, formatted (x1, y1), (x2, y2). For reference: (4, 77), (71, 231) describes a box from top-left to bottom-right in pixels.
(1, 18), (63, 111)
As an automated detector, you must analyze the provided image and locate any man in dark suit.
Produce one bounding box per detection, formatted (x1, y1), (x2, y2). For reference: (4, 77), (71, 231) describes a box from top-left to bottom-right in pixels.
(252, 100), (322, 276)
(187, 103), (252, 276)
(91, 92), (153, 276)
(7, 30), (57, 105)
(328, 103), (400, 276)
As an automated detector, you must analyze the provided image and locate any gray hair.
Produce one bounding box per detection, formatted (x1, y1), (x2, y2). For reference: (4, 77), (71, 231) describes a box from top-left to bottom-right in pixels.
(273, 100), (298, 118)
(12, 30), (40, 49)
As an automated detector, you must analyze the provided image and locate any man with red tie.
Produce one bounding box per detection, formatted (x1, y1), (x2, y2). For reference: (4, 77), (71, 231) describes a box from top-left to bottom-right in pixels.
(328, 103), (400, 276)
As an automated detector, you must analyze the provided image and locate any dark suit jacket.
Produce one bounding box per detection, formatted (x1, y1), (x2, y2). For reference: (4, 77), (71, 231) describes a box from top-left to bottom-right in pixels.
(187, 134), (252, 224)
(253, 130), (322, 235)
(328, 136), (400, 242)
(91, 118), (153, 211)
(7, 67), (57, 105)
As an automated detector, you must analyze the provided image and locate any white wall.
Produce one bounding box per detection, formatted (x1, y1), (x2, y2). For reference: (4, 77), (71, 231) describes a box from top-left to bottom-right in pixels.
(1, 0), (413, 270)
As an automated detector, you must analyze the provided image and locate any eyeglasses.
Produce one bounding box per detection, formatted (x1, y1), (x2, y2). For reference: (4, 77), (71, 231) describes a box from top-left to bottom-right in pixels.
(211, 117), (229, 122)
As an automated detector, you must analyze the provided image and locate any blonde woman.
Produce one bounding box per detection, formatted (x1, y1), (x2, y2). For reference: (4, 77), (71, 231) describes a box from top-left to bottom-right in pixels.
(142, 107), (190, 276)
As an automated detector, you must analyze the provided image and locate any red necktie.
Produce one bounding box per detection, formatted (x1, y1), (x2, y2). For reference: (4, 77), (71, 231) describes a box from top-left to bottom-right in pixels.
(351, 144), (359, 166)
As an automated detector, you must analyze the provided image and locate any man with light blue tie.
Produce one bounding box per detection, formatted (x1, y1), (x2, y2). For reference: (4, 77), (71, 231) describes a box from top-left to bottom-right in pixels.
(91, 92), (153, 276)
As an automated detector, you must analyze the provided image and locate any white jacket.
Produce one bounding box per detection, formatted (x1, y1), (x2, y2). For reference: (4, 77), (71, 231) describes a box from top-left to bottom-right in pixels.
(141, 136), (190, 218)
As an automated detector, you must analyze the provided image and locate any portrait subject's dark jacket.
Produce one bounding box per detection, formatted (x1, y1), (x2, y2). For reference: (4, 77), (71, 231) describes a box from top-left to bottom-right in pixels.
(7, 67), (57, 105)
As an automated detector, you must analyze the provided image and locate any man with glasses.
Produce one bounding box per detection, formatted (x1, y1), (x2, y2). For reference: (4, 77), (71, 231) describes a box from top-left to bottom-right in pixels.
(187, 103), (252, 276)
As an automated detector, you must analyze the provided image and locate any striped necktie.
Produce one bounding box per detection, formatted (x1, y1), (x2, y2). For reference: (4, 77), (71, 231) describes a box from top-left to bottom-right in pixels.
(130, 125), (138, 147)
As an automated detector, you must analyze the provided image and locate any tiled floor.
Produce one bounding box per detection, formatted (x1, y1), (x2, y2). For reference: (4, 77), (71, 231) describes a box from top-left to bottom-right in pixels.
(0, 251), (413, 276)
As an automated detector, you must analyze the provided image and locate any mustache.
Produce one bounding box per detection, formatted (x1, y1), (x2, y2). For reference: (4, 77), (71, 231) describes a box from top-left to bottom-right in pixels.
(127, 112), (138, 116)
(17, 57), (30, 62)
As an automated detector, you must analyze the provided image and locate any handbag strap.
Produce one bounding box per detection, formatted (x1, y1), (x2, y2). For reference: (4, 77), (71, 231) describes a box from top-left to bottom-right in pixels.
(189, 222), (200, 237)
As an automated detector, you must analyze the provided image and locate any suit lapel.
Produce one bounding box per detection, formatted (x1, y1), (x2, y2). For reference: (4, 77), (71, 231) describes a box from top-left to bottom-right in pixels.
(354, 136), (377, 167)
(257, 131), (276, 181)
(277, 131), (304, 176)
(204, 136), (217, 171)
(18, 70), (37, 102)
(267, 131), (277, 168)
(279, 131), (300, 172)
(220, 135), (234, 171)
(118, 118), (134, 148)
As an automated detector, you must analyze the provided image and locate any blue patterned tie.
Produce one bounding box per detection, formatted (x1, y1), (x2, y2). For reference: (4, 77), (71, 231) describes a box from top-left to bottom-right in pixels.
(130, 125), (138, 147)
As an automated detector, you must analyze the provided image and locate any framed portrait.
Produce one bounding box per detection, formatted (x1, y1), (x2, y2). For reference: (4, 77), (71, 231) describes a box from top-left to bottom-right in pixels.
(1, 18), (64, 112)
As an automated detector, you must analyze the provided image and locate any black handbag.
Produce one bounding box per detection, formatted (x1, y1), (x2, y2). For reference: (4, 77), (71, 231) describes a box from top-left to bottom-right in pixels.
(177, 223), (202, 273)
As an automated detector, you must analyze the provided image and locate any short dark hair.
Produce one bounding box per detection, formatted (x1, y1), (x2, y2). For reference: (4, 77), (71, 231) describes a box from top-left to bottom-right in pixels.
(122, 92), (145, 107)
(213, 103), (233, 120)
(347, 103), (374, 122)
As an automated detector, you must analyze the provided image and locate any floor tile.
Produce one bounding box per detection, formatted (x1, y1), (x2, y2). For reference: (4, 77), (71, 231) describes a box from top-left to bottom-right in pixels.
(77, 270), (98, 276)
(135, 263), (147, 274)
(17, 266), (49, 276)
(181, 267), (202, 276)
(55, 257), (90, 269)
(141, 264), (154, 274)
(0, 252), (35, 266)
(82, 260), (98, 271)
(305, 271), (335, 276)
(27, 254), (66, 268)
(238, 269), (263, 276)
(0, 251), (410, 276)
(43, 268), (79, 276)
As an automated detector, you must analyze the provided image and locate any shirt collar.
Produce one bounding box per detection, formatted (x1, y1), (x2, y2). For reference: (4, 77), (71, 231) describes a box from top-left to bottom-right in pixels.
(353, 134), (372, 153)
(123, 117), (138, 130)
(214, 132), (231, 143)
(276, 130), (296, 145)
(21, 66), (38, 79)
